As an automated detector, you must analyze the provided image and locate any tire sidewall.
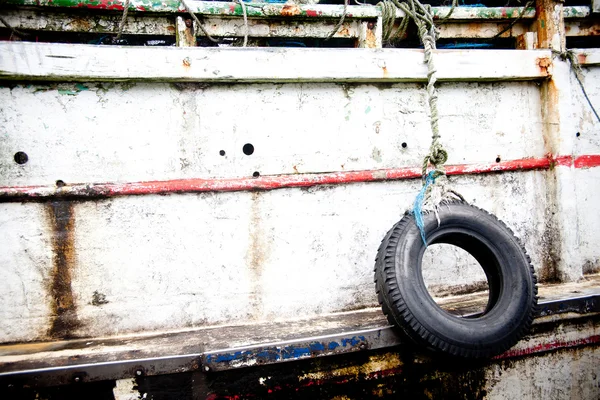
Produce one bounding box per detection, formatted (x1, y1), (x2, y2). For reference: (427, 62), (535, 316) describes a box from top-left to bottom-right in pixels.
(389, 202), (537, 355)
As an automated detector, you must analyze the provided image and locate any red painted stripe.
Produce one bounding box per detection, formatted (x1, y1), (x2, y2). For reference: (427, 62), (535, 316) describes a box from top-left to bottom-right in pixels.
(0, 154), (596, 201)
(494, 335), (600, 360)
(574, 155), (600, 169)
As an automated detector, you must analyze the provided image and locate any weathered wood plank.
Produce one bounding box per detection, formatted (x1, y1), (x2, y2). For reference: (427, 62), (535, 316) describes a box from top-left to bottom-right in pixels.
(536, 0), (566, 51)
(3, 9), (596, 40)
(0, 9), (361, 39)
(0, 0), (591, 20)
(0, 9), (176, 36)
(573, 48), (600, 65)
(176, 16), (196, 46)
(0, 42), (552, 82)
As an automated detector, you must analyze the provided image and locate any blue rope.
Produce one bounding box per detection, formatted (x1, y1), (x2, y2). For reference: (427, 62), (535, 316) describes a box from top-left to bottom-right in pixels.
(413, 170), (439, 246)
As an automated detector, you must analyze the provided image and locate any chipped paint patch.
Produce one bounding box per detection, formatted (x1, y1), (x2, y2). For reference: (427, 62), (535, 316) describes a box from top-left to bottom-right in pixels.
(204, 335), (368, 370)
(57, 83), (89, 96)
(281, 4), (301, 17)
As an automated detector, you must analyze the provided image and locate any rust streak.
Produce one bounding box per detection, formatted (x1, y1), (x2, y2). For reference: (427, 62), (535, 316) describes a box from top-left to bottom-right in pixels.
(281, 4), (301, 17)
(537, 57), (552, 76)
(46, 201), (81, 339)
(245, 192), (268, 320)
(338, 26), (350, 37)
(365, 27), (377, 48)
(382, 66), (389, 78)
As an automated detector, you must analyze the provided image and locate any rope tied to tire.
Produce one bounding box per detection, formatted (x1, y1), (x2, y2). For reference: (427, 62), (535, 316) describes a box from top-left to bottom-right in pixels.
(373, 0), (538, 359)
(378, 0), (463, 244)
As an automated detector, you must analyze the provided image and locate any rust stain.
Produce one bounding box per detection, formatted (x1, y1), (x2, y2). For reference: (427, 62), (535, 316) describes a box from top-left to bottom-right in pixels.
(183, 57), (191, 68)
(281, 4), (301, 17)
(382, 66), (389, 78)
(245, 192), (271, 320)
(183, 22), (197, 48)
(70, 18), (91, 31)
(46, 201), (81, 339)
(338, 26), (350, 37)
(536, 57), (552, 76)
(293, 165), (299, 174)
(365, 28), (377, 48)
(539, 78), (561, 284)
(577, 53), (587, 65)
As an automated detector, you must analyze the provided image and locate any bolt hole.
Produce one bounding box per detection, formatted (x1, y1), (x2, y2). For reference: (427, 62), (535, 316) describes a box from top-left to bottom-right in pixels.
(401, 142), (407, 148)
(56, 180), (66, 188)
(253, 171), (260, 178)
(243, 143), (254, 156)
(495, 157), (501, 163)
(219, 150), (226, 156)
(14, 151), (28, 165)
(576, 132), (581, 137)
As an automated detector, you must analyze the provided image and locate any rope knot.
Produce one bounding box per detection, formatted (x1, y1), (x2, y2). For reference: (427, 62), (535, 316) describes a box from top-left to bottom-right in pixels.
(428, 147), (448, 166)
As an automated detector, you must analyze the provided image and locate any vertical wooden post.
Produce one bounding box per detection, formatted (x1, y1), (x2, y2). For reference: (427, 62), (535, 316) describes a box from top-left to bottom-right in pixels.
(515, 32), (537, 50)
(176, 16), (197, 47)
(358, 18), (382, 48)
(535, 0), (581, 282)
(535, 0), (565, 52)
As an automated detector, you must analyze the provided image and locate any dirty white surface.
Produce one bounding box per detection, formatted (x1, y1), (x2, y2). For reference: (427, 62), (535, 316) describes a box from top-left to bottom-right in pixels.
(0, 60), (598, 342)
(0, 172), (552, 341)
(0, 81), (543, 186)
(0, 204), (53, 342)
(486, 346), (600, 400)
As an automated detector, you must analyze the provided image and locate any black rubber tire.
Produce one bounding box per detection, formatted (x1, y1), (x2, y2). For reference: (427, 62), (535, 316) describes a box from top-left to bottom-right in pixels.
(374, 201), (538, 358)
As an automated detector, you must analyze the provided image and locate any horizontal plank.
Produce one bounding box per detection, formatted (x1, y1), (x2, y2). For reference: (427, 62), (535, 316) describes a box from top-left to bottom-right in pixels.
(11, 10), (598, 40)
(565, 20), (600, 37)
(573, 48), (600, 65)
(0, 42), (552, 82)
(0, 9), (360, 38)
(0, 8), (176, 36)
(1, 1), (590, 20)
(0, 283), (598, 385)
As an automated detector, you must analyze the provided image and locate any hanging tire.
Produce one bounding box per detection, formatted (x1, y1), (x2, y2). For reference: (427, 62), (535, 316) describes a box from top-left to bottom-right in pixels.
(374, 200), (538, 358)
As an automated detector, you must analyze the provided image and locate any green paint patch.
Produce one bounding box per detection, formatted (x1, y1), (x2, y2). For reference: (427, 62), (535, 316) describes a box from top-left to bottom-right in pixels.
(58, 83), (89, 96)
(365, 106), (371, 114)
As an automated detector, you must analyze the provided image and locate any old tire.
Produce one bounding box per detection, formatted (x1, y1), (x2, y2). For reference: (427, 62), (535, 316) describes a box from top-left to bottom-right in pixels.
(374, 201), (537, 358)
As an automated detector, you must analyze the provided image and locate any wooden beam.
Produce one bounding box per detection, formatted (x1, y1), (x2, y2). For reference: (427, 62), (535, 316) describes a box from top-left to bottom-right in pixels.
(0, 10), (361, 39)
(572, 48), (600, 65)
(0, 42), (552, 83)
(2, 9), (597, 40)
(176, 16), (196, 47)
(0, 0), (591, 20)
(535, 0), (566, 51)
